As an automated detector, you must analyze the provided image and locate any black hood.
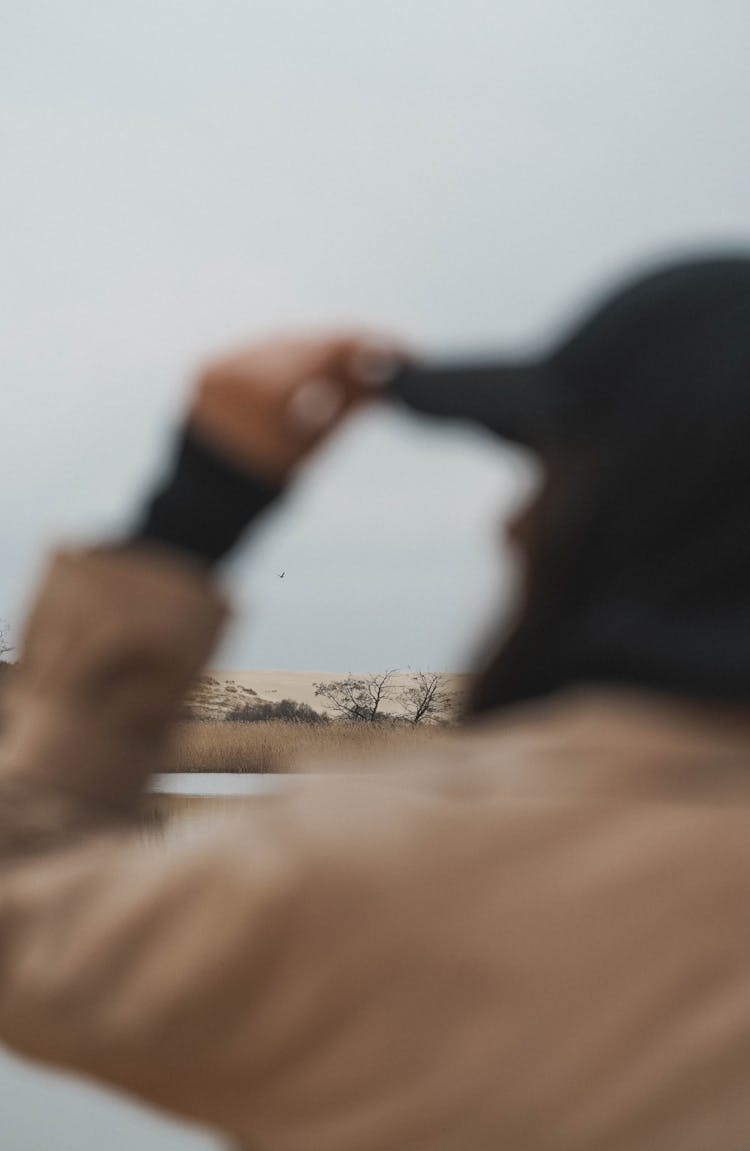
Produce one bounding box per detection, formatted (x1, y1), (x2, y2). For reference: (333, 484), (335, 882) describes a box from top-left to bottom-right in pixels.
(388, 253), (750, 714)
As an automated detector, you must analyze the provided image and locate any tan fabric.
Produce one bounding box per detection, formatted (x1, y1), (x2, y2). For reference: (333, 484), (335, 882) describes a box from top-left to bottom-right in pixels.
(1, 547), (750, 1151)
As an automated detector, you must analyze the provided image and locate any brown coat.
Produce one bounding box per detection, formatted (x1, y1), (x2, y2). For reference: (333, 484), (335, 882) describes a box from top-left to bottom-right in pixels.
(1, 546), (750, 1151)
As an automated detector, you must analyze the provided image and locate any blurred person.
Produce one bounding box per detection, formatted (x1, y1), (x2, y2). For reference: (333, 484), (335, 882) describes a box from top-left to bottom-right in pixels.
(0, 254), (749, 1150)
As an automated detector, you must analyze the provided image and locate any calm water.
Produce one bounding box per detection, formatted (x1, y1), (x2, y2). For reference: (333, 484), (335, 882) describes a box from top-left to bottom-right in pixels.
(153, 771), (305, 796)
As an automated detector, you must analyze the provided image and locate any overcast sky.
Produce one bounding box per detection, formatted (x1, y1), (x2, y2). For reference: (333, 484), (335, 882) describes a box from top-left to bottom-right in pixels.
(3, 0), (750, 676)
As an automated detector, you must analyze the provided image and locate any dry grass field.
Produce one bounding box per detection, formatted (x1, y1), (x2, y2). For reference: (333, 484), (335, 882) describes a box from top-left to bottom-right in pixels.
(145, 793), (254, 826)
(165, 719), (451, 774)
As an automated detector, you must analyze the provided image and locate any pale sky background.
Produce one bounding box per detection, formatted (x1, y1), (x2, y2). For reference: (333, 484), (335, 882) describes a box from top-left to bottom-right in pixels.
(4, 0), (750, 677)
(2, 1), (750, 1145)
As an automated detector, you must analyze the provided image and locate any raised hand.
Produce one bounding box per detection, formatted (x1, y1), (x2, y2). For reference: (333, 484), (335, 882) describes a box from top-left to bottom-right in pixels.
(188, 331), (409, 483)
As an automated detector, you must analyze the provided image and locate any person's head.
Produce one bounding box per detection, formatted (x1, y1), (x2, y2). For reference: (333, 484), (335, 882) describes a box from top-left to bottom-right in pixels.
(391, 253), (750, 717)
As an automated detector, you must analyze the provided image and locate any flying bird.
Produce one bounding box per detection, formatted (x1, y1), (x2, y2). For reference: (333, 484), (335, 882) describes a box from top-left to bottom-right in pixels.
(277, 571), (285, 579)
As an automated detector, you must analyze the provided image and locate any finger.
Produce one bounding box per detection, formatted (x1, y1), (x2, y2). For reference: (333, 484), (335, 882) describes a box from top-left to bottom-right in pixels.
(285, 376), (346, 435)
(342, 334), (417, 392)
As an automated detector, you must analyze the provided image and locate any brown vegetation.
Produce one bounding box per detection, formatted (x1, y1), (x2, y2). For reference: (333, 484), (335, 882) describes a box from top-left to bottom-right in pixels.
(0, 661), (14, 733)
(0, 620), (12, 662)
(165, 719), (450, 774)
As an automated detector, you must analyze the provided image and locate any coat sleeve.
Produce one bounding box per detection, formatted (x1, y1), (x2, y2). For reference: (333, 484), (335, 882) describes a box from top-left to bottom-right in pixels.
(0, 546), (439, 1144)
(0, 545), (228, 852)
(0, 544), (448, 1145)
(0, 547), (233, 1066)
(0, 545), (317, 1136)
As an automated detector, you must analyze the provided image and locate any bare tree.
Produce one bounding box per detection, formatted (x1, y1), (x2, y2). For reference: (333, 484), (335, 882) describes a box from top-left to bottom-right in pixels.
(313, 669), (399, 723)
(0, 620), (12, 662)
(400, 671), (458, 725)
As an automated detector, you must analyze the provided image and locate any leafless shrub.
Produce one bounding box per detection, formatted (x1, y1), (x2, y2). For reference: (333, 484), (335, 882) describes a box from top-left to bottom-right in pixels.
(226, 698), (328, 725)
(313, 669), (399, 723)
(400, 671), (460, 725)
(0, 620), (12, 661)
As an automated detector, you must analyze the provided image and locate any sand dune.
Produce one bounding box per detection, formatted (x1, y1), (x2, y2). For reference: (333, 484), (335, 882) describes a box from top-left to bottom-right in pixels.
(211, 669), (470, 714)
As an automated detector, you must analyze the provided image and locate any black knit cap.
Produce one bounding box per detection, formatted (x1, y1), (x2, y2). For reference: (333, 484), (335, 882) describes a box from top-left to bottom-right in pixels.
(388, 253), (750, 712)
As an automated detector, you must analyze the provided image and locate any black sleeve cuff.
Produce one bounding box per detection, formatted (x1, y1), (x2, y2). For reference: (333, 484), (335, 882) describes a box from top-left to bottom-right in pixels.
(128, 427), (284, 566)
